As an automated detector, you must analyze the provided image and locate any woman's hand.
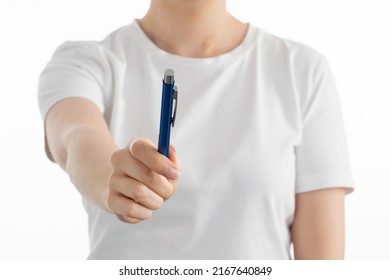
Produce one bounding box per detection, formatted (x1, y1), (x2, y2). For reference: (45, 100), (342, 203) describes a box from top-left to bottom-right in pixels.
(107, 138), (181, 223)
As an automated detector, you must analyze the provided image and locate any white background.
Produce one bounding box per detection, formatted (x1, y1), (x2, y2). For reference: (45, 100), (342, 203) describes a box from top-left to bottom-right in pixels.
(0, 0), (389, 260)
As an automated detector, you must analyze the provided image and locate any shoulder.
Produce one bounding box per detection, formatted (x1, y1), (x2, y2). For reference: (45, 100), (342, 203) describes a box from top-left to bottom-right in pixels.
(51, 21), (137, 65)
(250, 24), (327, 73)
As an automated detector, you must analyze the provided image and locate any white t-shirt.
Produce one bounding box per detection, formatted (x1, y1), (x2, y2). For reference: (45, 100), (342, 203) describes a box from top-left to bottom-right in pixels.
(38, 20), (354, 259)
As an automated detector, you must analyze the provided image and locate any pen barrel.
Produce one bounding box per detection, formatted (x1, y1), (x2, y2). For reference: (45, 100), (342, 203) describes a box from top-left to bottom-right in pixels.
(158, 79), (175, 157)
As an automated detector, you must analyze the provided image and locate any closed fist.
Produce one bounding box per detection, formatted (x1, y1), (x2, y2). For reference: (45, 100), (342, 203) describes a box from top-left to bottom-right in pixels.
(107, 138), (181, 223)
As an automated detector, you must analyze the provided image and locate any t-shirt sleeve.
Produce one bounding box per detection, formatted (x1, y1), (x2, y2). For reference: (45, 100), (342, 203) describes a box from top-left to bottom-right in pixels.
(295, 55), (354, 194)
(38, 41), (112, 121)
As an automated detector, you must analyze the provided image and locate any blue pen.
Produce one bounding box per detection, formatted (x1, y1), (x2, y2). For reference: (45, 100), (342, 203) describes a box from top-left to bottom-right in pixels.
(158, 69), (178, 157)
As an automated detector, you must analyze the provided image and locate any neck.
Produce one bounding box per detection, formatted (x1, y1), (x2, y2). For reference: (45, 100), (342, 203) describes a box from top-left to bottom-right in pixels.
(138, 0), (248, 58)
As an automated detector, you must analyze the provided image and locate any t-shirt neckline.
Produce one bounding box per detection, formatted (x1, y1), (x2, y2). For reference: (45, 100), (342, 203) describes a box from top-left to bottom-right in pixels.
(131, 19), (258, 67)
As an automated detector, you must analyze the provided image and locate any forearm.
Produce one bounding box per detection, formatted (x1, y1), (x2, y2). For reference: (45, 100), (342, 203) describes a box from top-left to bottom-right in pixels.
(45, 98), (118, 212)
(63, 125), (117, 212)
(292, 188), (347, 259)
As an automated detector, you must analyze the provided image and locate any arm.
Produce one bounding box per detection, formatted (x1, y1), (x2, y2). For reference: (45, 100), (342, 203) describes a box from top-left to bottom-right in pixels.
(291, 188), (347, 259)
(45, 97), (180, 222)
(46, 97), (116, 211)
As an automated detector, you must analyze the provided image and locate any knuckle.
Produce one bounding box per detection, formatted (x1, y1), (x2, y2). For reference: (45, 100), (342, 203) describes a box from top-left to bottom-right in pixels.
(160, 183), (174, 200)
(152, 197), (164, 210)
(117, 215), (141, 224)
(126, 203), (153, 221)
(126, 216), (142, 224)
(139, 168), (154, 185)
(141, 170), (168, 196)
(129, 138), (148, 157)
(126, 202), (138, 218)
(154, 157), (168, 174)
(133, 186), (148, 203)
(110, 150), (123, 166)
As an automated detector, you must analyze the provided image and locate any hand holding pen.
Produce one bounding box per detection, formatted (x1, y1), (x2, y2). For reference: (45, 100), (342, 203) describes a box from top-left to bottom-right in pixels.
(106, 69), (180, 224)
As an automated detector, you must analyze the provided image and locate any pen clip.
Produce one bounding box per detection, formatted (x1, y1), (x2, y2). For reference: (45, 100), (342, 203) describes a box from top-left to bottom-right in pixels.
(171, 86), (178, 127)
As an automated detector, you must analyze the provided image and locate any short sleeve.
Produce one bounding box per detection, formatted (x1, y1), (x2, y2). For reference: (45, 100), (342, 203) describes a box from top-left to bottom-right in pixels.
(37, 41), (112, 121)
(295, 56), (354, 194)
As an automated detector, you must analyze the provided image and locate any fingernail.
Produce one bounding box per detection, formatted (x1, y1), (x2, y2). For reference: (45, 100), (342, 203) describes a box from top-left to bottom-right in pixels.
(166, 166), (180, 180)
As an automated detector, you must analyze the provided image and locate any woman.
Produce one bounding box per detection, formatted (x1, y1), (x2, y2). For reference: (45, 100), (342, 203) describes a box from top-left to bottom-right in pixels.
(38, 0), (354, 259)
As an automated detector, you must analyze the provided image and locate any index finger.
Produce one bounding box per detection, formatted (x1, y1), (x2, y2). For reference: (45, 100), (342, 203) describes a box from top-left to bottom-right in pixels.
(128, 138), (180, 181)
